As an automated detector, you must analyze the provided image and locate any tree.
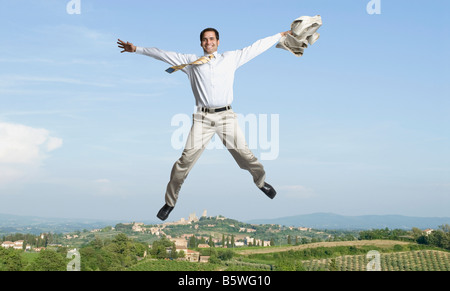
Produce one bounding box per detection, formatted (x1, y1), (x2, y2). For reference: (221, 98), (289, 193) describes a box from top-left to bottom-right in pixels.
(111, 233), (132, 255)
(411, 227), (424, 240)
(170, 245), (178, 259)
(29, 249), (67, 271)
(415, 224), (450, 250)
(189, 235), (197, 248)
(132, 242), (148, 257)
(151, 237), (174, 259)
(102, 226), (113, 232)
(89, 236), (104, 249)
(439, 224), (450, 250)
(217, 249), (233, 261)
(77, 233), (148, 271)
(178, 249), (185, 259)
(199, 237), (206, 244)
(0, 248), (25, 271)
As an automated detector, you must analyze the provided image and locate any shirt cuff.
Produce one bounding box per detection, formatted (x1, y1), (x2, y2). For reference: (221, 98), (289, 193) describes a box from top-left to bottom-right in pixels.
(135, 46), (144, 54)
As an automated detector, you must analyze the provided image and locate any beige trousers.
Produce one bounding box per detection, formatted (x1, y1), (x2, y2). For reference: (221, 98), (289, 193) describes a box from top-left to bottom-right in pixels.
(165, 109), (266, 207)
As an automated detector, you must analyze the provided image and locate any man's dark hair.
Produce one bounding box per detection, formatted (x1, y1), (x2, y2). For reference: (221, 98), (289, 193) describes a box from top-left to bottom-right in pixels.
(200, 28), (219, 41)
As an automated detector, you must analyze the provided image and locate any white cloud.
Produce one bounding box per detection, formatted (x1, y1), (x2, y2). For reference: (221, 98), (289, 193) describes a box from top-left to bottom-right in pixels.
(0, 122), (62, 185)
(46, 136), (64, 152)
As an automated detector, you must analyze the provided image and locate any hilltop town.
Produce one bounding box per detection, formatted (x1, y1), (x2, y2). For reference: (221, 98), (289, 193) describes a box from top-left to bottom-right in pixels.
(0, 210), (346, 257)
(82, 210), (319, 263)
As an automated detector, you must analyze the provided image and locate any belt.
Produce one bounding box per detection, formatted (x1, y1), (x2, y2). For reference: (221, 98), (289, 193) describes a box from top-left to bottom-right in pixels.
(200, 105), (232, 113)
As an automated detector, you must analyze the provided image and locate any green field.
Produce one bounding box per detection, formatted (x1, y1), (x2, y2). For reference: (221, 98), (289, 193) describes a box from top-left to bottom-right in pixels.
(126, 249), (450, 271)
(302, 250), (450, 271)
(125, 241), (450, 271)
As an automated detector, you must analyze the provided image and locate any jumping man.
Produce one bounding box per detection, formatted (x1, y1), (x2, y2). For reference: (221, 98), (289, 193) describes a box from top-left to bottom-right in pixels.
(118, 28), (292, 221)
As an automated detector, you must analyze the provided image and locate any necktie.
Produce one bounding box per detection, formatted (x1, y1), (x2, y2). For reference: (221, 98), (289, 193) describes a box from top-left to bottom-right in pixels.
(166, 54), (215, 74)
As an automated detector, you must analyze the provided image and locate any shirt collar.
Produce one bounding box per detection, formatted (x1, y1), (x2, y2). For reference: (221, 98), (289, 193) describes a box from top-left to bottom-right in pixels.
(204, 51), (218, 58)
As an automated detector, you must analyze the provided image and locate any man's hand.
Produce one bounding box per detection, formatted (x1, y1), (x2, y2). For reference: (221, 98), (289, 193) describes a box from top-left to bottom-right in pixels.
(117, 39), (136, 53)
(280, 30), (293, 37)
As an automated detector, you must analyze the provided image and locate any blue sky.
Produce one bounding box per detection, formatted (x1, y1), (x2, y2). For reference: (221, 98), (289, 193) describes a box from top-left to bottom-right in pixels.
(0, 0), (449, 223)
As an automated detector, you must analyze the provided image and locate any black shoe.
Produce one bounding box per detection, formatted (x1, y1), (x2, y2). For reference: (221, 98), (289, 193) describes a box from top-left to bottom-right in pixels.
(157, 204), (174, 221)
(259, 182), (277, 199)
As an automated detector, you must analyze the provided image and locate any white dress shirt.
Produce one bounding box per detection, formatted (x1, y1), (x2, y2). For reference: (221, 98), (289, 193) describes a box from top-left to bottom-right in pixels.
(135, 33), (282, 108)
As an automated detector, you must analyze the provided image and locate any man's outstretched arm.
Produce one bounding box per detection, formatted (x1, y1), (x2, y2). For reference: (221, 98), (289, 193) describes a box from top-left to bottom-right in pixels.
(117, 38), (195, 73)
(117, 39), (136, 53)
(234, 30), (292, 68)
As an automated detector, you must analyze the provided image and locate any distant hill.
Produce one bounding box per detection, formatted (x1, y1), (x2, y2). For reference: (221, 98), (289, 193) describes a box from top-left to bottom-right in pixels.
(2, 212), (449, 235)
(247, 213), (450, 230)
(0, 213), (124, 235)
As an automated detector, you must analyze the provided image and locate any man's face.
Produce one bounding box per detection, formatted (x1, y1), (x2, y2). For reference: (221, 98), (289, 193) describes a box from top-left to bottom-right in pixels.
(201, 31), (219, 54)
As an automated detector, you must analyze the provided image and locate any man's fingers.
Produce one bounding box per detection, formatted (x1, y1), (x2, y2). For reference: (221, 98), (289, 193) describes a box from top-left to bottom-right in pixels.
(118, 39), (134, 53)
